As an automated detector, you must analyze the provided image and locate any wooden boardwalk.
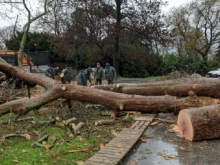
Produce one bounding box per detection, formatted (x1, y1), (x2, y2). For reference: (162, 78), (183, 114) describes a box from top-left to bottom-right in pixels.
(83, 115), (155, 165)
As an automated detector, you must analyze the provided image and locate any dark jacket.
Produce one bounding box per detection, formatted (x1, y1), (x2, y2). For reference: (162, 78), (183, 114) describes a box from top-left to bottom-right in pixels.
(76, 69), (92, 86)
(45, 67), (59, 79)
(94, 67), (104, 79)
(62, 67), (73, 83)
(105, 66), (116, 80)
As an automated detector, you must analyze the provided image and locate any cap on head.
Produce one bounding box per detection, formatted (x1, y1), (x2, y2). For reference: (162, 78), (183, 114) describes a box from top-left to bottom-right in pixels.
(87, 67), (92, 73)
(105, 63), (110, 67)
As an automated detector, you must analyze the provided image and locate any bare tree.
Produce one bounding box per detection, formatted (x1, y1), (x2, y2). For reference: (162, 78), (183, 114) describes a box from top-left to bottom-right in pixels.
(167, 0), (220, 61)
(0, 0), (53, 66)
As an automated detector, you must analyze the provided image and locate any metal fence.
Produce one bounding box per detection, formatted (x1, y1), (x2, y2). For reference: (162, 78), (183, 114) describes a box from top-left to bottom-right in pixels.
(0, 54), (18, 66)
(25, 51), (50, 66)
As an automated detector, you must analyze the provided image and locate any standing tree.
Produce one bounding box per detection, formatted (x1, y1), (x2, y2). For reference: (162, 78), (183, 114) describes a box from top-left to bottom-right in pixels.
(167, 0), (220, 63)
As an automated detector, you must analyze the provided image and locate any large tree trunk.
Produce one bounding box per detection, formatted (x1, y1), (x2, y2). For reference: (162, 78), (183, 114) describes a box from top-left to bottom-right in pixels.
(93, 77), (220, 98)
(0, 58), (219, 117)
(177, 105), (220, 141)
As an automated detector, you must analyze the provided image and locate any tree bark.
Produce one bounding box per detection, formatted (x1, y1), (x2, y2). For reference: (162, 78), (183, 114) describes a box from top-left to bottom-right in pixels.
(93, 77), (220, 98)
(0, 58), (219, 117)
(177, 105), (220, 141)
(18, 0), (49, 67)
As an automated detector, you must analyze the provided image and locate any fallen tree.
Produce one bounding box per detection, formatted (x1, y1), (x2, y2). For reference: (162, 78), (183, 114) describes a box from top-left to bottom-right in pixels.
(0, 58), (219, 117)
(177, 105), (220, 141)
(93, 77), (220, 98)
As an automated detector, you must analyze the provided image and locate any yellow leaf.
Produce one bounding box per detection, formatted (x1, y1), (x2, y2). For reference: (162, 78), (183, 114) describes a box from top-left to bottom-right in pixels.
(12, 159), (19, 163)
(179, 146), (185, 150)
(68, 133), (74, 138)
(44, 146), (50, 152)
(22, 149), (27, 153)
(26, 134), (31, 140)
(78, 136), (85, 141)
(99, 143), (105, 149)
(139, 137), (147, 143)
(169, 155), (177, 158)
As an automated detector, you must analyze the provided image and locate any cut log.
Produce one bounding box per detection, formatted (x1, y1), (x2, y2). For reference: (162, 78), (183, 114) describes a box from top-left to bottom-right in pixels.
(93, 77), (220, 98)
(174, 96), (219, 115)
(177, 105), (220, 141)
(94, 119), (115, 126)
(0, 58), (219, 117)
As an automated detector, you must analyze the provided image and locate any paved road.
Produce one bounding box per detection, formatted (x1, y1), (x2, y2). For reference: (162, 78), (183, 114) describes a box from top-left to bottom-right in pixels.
(123, 114), (220, 165)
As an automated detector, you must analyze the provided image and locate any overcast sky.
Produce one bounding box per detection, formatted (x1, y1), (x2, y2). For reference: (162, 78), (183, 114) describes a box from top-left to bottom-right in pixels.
(0, 0), (192, 28)
(163, 0), (192, 12)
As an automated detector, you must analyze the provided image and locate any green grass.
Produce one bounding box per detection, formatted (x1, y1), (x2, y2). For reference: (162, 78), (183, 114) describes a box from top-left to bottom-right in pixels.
(0, 110), (116, 165)
(0, 126), (104, 165)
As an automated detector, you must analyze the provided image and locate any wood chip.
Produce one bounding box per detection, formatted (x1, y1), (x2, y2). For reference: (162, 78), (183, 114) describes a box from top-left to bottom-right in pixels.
(150, 121), (159, 126)
(179, 146), (185, 150)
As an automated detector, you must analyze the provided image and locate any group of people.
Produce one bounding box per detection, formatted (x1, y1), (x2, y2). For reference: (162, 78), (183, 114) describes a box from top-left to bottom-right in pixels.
(76, 62), (116, 86)
(45, 62), (116, 86)
(45, 62), (116, 111)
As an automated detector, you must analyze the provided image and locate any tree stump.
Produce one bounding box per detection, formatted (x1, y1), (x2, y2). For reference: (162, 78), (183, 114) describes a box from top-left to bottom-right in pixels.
(177, 105), (220, 141)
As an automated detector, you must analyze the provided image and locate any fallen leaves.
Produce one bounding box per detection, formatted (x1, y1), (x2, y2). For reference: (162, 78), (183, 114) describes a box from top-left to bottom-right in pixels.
(150, 121), (159, 126)
(129, 161), (137, 165)
(139, 137), (147, 143)
(169, 124), (179, 133)
(99, 143), (105, 149)
(78, 136), (85, 141)
(159, 153), (177, 160)
(22, 149), (28, 153)
(188, 90), (195, 96)
(25, 134), (31, 140)
(179, 146), (185, 150)
(12, 157), (19, 163)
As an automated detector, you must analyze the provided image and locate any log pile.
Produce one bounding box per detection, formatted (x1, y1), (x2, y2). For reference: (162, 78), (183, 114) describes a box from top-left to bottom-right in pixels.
(1, 57), (220, 141)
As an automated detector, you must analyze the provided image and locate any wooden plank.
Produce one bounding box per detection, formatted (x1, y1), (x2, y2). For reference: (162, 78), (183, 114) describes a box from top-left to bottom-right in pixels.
(121, 128), (142, 133)
(143, 121), (150, 126)
(98, 150), (124, 157)
(95, 153), (122, 159)
(98, 148), (127, 155)
(130, 121), (140, 129)
(110, 135), (140, 140)
(87, 156), (119, 164)
(139, 121), (150, 131)
(85, 115), (155, 165)
(102, 146), (128, 152)
(84, 160), (113, 165)
(88, 155), (119, 163)
(132, 115), (155, 121)
(108, 139), (138, 146)
(106, 142), (136, 148)
(134, 121), (146, 130)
